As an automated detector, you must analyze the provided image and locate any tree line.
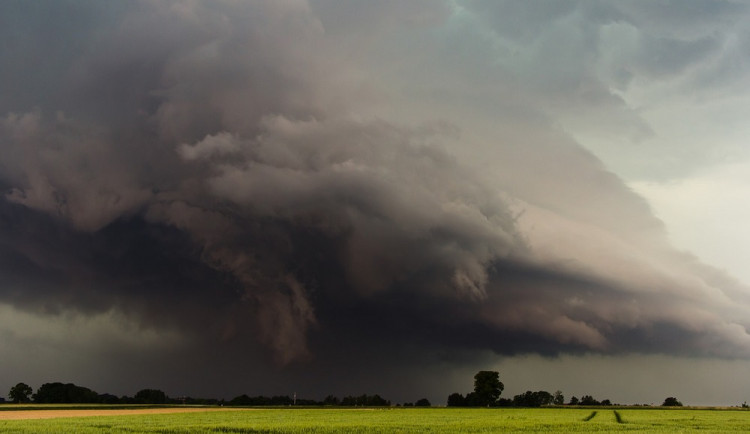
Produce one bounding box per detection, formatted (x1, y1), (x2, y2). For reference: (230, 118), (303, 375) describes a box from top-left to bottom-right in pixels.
(445, 371), (684, 408)
(7, 382), (173, 405)
(6, 382), (403, 407)
(228, 393), (395, 407)
(7, 372), (685, 407)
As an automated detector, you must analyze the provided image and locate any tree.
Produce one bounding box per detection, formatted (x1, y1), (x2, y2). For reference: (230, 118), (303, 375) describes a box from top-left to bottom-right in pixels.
(134, 389), (167, 404)
(473, 371), (504, 407)
(98, 393), (121, 404)
(662, 397), (683, 407)
(464, 392), (481, 407)
(512, 390), (553, 407)
(496, 398), (513, 407)
(8, 383), (32, 403)
(323, 395), (340, 405)
(579, 395), (600, 406)
(33, 383), (98, 403)
(553, 390), (564, 406)
(340, 394), (389, 406)
(447, 393), (466, 407)
(568, 396), (579, 405)
(415, 398), (431, 407)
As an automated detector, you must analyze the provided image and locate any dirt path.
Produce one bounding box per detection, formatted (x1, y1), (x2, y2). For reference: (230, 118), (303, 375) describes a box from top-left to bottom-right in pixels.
(0, 407), (247, 420)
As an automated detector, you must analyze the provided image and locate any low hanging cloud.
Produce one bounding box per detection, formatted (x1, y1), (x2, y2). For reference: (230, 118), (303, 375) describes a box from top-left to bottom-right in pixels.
(1, 0), (750, 381)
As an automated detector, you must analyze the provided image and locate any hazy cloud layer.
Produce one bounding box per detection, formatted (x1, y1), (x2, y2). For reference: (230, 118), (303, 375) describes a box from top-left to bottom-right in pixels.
(2, 0), (750, 401)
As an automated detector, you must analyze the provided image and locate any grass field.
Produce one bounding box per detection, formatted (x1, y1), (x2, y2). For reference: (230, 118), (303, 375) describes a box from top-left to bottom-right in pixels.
(1, 406), (750, 433)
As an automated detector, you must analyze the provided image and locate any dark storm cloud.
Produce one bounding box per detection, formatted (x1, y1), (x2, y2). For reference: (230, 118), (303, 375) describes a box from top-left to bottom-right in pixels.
(0, 0), (524, 363)
(1, 0), (750, 400)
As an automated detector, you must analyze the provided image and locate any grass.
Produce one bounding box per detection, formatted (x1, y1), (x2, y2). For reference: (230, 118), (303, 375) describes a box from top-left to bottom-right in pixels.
(0, 403), (187, 411)
(1, 406), (750, 433)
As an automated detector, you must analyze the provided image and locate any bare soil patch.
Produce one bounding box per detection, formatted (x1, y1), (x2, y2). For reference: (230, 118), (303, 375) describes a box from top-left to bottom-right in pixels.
(0, 407), (247, 420)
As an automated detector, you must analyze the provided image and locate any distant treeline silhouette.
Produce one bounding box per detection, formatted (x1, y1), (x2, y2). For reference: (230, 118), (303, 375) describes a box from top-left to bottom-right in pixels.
(7, 372), (686, 407)
(444, 371), (689, 408)
(6, 381), (395, 406)
(229, 393), (391, 406)
(445, 371), (618, 408)
(8, 382), (179, 405)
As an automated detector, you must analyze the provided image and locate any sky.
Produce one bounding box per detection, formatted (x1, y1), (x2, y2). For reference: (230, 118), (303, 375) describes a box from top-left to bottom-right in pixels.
(2, 0), (750, 406)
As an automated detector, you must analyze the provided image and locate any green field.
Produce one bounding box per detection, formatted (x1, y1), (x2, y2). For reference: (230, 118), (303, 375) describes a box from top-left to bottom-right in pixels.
(2, 406), (750, 433)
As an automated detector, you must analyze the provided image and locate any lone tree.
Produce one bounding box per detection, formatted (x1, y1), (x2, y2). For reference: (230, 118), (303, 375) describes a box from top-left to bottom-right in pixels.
(8, 383), (32, 403)
(662, 397), (683, 407)
(473, 371), (504, 407)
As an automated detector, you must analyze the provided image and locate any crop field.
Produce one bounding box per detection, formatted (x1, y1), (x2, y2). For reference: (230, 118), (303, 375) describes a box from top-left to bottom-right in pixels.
(1, 406), (750, 433)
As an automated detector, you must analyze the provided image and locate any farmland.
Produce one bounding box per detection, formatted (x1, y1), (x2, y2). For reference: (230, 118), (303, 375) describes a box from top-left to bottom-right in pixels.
(1, 406), (750, 433)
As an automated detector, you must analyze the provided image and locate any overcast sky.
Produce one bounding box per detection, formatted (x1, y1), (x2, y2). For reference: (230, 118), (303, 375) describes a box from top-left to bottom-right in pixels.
(2, 0), (750, 406)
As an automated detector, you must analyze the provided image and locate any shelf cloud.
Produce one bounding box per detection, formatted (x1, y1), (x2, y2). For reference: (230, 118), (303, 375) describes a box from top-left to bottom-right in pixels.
(2, 0), (750, 403)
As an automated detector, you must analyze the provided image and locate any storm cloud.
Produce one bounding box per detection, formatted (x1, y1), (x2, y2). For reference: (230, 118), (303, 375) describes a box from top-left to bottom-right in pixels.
(2, 1), (750, 403)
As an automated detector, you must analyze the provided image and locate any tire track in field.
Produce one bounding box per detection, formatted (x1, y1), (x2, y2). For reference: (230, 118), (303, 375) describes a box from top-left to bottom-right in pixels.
(582, 410), (598, 421)
(614, 410), (624, 423)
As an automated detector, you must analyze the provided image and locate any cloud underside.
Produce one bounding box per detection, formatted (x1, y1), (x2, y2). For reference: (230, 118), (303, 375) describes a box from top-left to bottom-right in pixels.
(1, 0), (749, 368)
